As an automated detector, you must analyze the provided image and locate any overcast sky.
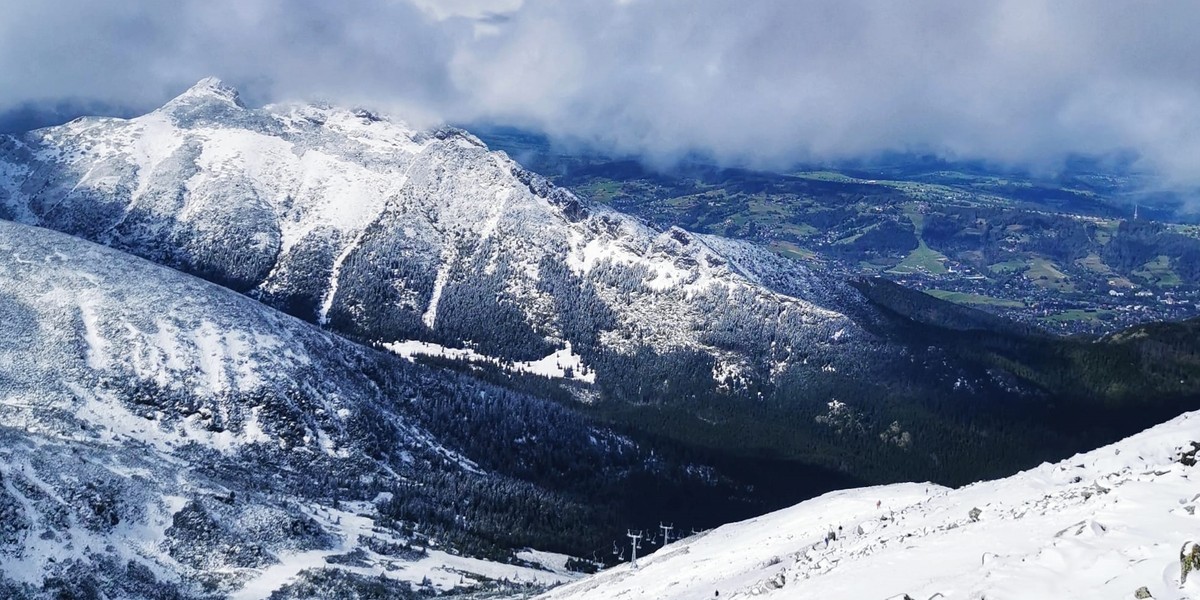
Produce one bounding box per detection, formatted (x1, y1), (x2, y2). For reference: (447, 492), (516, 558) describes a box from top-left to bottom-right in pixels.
(2, 0), (1199, 183)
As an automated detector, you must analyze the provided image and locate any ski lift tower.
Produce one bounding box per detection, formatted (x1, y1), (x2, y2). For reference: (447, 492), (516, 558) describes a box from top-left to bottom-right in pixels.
(627, 530), (643, 569)
(660, 522), (674, 546)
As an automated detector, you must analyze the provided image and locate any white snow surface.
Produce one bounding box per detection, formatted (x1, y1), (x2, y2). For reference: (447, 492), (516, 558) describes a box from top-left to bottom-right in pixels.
(385, 340), (596, 383)
(538, 411), (1200, 599)
(230, 502), (574, 600)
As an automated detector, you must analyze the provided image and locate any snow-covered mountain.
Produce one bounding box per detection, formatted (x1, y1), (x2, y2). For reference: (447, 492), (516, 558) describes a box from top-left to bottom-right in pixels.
(4, 77), (1200, 503)
(2, 76), (1199, 600)
(0, 77), (858, 388)
(0, 218), (654, 599)
(538, 411), (1200, 599)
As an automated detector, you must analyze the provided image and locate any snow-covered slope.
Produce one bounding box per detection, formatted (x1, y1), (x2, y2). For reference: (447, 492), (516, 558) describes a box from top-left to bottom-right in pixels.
(538, 411), (1200, 599)
(0, 219), (626, 599)
(0, 77), (859, 388)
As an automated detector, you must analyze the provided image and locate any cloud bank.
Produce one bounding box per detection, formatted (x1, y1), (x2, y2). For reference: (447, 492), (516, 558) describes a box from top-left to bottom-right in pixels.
(2, 0), (1200, 182)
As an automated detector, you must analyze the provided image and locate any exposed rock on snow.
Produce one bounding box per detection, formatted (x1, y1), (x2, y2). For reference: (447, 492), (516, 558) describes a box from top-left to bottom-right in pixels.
(1183, 541), (1200, 585)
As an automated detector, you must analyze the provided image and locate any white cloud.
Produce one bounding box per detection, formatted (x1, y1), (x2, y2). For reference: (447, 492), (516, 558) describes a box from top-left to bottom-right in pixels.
(409, 0), (524, 21)
(2, 0), (1200, 184)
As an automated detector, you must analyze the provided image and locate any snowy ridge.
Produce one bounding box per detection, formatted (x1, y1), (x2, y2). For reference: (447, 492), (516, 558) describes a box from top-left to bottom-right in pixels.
(0, 77), (861, 386)
(539, 411), (1200, 599)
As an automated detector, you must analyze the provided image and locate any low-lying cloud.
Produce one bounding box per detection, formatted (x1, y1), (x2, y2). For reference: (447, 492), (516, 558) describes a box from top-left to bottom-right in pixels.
(3, 0), (1200, 184)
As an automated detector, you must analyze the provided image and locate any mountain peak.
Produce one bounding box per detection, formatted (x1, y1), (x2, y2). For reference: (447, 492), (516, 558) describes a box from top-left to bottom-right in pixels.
(166, 76), (246, 108)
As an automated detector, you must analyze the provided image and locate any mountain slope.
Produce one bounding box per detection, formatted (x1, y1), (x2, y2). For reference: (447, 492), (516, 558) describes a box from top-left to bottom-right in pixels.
(0, 77), (857, 378)
(0, 218), (683, 598)
(3, 78), (1200, 503)
(538, 410), (1200, 599)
